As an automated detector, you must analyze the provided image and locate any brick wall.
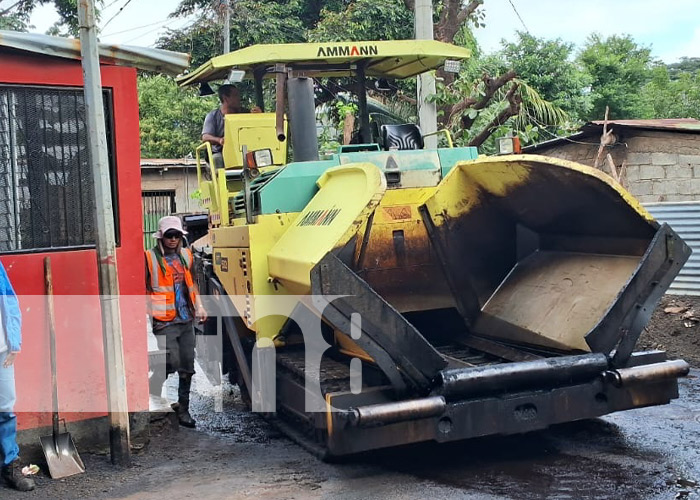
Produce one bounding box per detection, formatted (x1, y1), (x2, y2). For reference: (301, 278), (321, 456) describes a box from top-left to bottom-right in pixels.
(531, 130), (700, 203)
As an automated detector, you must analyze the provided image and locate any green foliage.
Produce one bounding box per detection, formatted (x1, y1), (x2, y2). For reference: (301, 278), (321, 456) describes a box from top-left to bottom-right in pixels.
(667, 57), (700, 80)
(308, 0), (413, 42)
(639, 65), (700, 119)
(156, 0), (699, 156)
(500, 32), (592, 122)
(159, 0), (307, 66)
(0, 0), (97, 35)
(577, 34), (653, 120)
(138, 74), (217, 158)
(512, 80), (573, 134)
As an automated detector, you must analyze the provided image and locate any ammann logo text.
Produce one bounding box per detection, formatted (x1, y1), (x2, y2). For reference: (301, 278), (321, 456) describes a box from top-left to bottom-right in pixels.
(317, 45), (379, 57)
(297, 208), (342, 226)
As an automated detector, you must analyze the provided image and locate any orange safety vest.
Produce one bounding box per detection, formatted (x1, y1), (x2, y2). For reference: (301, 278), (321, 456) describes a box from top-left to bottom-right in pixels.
(145, 247), (198, 322)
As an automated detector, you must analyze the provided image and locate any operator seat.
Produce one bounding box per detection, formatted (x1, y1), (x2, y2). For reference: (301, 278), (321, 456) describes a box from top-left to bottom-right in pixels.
(380, 124), (424, 151)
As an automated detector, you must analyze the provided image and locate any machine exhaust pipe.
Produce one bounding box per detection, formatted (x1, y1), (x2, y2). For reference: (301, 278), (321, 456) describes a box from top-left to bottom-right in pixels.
(436, 353), (610, 400)
(275, 64), (287, 142)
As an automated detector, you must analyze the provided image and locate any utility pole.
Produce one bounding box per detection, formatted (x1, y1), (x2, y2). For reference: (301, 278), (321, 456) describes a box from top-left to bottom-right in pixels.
(223, 0), (230, 54)
(415, 0), (438, 148)
(77, 0), (130, 466)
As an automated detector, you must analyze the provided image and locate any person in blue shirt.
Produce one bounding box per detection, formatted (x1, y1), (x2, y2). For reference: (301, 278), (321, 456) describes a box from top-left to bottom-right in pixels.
(0, 261), (35, 492)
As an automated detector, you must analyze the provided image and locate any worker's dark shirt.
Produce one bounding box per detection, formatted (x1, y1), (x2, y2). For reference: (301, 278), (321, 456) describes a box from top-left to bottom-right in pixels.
(202, 106), (249, 153)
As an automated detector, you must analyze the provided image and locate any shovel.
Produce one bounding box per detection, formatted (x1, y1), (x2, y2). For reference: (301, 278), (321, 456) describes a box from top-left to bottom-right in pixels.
(40, 257), (86, 479)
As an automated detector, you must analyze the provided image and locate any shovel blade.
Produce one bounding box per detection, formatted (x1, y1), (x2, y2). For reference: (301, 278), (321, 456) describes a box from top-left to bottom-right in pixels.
(40, 433), (85, 479)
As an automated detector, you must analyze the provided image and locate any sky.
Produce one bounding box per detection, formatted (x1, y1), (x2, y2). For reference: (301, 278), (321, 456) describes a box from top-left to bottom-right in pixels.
(28, 0), (190, 47)
(474, 0), (700, 63)
(23, 0), (700, 63)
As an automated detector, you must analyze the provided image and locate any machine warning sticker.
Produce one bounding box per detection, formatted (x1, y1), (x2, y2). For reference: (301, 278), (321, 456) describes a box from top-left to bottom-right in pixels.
(297, 208), (342, 226)
(220, 257), (229, 272)
(383, 205), (412, 221)
(317, 45), (379, 57)
(215, 252), (221, 265)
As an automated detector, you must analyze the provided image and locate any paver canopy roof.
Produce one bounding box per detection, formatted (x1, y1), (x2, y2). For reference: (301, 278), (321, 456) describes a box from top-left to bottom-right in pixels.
(176, 40), (471, 86)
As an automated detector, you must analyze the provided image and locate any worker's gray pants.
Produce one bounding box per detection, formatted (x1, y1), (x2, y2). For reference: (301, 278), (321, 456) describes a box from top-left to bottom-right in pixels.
(149, 322), (195, 396)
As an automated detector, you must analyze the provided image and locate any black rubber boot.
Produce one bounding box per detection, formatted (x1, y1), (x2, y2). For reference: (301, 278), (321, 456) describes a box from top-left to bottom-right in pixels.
(1, 458), (36, 492)
(177, 375), (196, 428)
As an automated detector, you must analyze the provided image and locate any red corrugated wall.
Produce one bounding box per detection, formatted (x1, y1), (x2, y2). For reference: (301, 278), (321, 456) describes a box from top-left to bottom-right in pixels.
(0, 50), (147, 429)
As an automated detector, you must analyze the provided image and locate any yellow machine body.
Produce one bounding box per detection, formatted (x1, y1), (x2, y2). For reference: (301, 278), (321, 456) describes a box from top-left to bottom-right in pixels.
(222, 113), (288, 168)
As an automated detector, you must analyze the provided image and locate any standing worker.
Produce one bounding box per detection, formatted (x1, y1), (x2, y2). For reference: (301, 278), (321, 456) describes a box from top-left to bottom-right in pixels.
(201, 84), (261, 169)
(146, 216), (207, 428)
(0, 261), (35, 492)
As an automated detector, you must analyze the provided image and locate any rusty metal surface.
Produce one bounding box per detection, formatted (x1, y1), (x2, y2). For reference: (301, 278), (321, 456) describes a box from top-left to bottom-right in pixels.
(0, 30), (189, 75)
(312, 253), (448, 392)
(610, 359), (690, 387)
(350, 396), (447, 428)
(587, 118), (700, 132)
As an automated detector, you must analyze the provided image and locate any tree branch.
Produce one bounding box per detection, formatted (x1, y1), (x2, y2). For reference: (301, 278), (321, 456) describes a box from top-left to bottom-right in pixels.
(457, 0), (484, 26)
(435, 0), (483, 42)
(454, 69), (517, 129)
(468, 83), (521, 147)
(0, 0), (28, 17)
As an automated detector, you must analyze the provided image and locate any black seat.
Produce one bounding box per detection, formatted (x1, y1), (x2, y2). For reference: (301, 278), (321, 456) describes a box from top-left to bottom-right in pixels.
(380, 124), (424, 151)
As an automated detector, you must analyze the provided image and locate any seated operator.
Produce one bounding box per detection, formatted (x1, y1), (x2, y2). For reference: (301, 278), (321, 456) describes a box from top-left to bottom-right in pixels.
(201, 84), (261, 169)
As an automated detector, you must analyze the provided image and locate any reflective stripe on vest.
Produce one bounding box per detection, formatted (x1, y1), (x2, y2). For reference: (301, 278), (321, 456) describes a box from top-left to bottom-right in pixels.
(146, 248), (197, 322)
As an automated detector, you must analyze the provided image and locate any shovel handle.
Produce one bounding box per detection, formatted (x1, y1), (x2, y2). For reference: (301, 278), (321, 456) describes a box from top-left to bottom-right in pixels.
(44, 258), (60, 439)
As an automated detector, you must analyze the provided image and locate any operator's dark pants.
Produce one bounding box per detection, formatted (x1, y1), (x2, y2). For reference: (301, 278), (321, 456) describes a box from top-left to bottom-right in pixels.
(149, 322), (195, 396)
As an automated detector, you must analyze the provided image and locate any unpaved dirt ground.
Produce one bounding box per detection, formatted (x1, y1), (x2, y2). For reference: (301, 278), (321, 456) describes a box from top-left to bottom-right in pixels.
(4, 296), (700, 500)
(640, 295), (700, 367)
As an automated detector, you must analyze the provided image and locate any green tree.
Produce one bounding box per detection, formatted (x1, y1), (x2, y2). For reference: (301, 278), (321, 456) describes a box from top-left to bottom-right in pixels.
(0, 0), (96, 35)
(577, 34), (653, 121)
(138, 74), (217, 158)
(500, 32), (591, 122)
(309, 0), (413, 42)
(157, 0), (306, 67)
(161, 0), (567, 150)
(667, 57), (700, 80)
(640, 65), (700, 119)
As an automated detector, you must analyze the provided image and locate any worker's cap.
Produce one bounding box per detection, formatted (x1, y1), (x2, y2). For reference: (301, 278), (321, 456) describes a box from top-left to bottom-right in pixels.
(153, 216), (188, 239)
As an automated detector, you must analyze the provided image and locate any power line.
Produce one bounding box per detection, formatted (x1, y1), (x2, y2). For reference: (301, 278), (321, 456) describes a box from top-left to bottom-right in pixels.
(124, 17), (181, 44)
(102, 0), (136, 30)
(102, 18), (173, 38)
(507, 0), (530, 34)
(103, 0), (123, 9)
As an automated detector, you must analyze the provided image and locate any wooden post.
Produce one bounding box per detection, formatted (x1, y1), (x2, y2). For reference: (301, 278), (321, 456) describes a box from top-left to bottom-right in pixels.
(593, 106), (616, 172)
(77, 0), (131, 465)
(343, 112), (355, 145)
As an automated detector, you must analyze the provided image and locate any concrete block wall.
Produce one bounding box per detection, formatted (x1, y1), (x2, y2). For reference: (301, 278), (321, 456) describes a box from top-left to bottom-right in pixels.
(141, 168), (202, 214)
(532, 130), (700, 203)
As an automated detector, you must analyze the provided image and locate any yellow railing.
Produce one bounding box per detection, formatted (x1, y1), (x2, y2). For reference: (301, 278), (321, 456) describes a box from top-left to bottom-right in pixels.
(423, 128), (454, 148)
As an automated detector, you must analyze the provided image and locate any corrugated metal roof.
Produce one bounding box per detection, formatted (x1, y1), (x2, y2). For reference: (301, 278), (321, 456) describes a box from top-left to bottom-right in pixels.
(587, 118), (700, 133)
(525, 119), (700, 152)
(0, 30), (189, 76)
(522, 132), (592, 152)
(141, 158), (198, 168)
(646, 202), (700, 296)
